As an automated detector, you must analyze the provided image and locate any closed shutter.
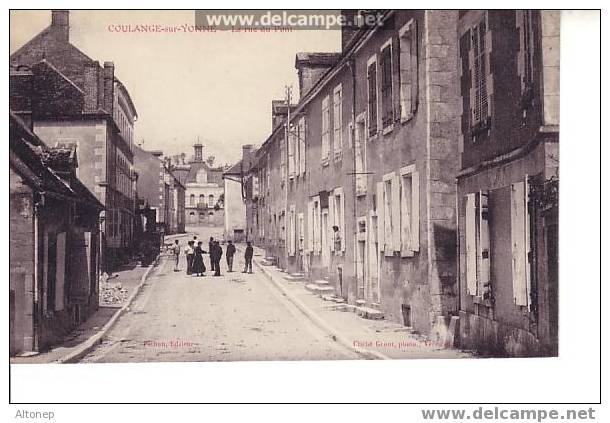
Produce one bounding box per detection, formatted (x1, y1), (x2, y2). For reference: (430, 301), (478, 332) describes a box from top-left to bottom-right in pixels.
(299, 117), (306, 174)
(340, 192), (346, 252)
(328, 193), (335, 252)
(391, 175), (401, 252)
(411, 171), (420, 251)
(511, 182), (528, 306)
(376, 182), (385, 251)
(55, 232), (66, 311)
(465, 194), (477, 295)
(289, 206), (296, 256)
(477, 191), (491, 294)
(400, 175), (412, 257)
(410, 19), (419, 114)
(307, 201), (314, 252)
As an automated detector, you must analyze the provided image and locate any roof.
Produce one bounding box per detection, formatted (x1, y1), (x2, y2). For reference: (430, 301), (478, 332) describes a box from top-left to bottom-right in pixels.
(295, 52), (342, 68)
(222, 160), (243, 177)
(10, 111), (104, 210)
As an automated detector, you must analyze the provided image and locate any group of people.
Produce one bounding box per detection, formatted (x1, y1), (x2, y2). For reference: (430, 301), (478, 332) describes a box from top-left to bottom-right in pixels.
(171, 236), (255, 277)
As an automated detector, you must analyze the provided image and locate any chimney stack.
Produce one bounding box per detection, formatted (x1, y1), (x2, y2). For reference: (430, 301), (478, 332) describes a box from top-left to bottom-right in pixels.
(271, 100), (290, 131)
(83, 61), (100, 112)
(295, 52), (341, 98)
(51, 10), (69, 42)
(102, 62), (115, 115)
(340, 10), (360, 51)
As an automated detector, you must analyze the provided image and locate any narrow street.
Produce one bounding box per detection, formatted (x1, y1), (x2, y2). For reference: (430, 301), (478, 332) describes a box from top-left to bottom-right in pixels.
(82, 227), (360, 362)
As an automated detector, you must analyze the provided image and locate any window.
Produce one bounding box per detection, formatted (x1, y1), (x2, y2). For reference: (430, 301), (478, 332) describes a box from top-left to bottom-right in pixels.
(333, 84), (343, 156)
(288, 123), (296, 178)
(321, 96), (330, 162)
(516, 10), (536, 111)
(298, 212), (305, 251)
(190, 194), (195, 206)
(298, 116), (306, 175)
(399, 19), (419, 121)
(377, 173), (400, 256)
(380, 40), (394, 128)
(471, 17), (489, 126)
(209, 194), (214, 207)
(280, 135), (286, 184)
(465, 191), (491, 298)
(354, 113), (367, 195)
(312, 196), (321, 253)
(331, 188), (345, 252)
(288, 205), (296, 256)
(367, 56), (378, 137)
(199, 194), (205, 205)
(511, 179), (532, 307)
(399, 165), (420, 256)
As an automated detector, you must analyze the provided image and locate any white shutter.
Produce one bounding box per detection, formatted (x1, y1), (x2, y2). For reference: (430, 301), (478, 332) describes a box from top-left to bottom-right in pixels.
(299, 117), (306, 174)
(307, 201), (314, 252)
(55, 232), (66, 311)
(328, 193), (335, 252)
(340, 191), (346, 252)
(290, 206), (296, 256)
(511, 182), (528, 306)
(411, 170), (420, 251)
(376, 182), (385, 251)
(400, 175), (412, 257)
(478, 191), (491, 294)
(465, 194), (477, 295)
(392, 175), (401, 252)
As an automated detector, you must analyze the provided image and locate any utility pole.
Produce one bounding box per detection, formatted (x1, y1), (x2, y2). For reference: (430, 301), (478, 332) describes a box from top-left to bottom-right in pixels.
(283, 85), (292, 270)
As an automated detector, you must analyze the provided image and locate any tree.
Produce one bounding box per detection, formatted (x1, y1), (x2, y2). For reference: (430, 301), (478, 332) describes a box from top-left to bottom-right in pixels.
(206, 155), (215, 167)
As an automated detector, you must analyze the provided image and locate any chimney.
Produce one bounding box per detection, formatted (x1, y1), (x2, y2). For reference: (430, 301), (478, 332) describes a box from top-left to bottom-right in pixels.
(242, 144), (254, 169)
(83, 61), (100, 112)
(51, 10), (69, 42)
(151, 150), (163, 158)
(295, 52), (341, 98)
(271, 100), (289, 131)
(102, 62), (115, 115)
(193, 144), (203, 162)
(340, 10), (360, 51)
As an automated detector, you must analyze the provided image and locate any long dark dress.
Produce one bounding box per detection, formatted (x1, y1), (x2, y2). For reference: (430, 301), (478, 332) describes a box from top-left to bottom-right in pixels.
(192, 246), (206, 274)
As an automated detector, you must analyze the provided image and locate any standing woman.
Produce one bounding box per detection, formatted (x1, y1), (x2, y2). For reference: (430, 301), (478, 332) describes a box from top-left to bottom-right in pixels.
(192, 241), (207, 277)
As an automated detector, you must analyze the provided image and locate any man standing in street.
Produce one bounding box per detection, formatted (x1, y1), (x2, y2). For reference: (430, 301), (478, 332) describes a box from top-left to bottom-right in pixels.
(213, 241), (223, 277)
(172, 239), (181, 272)
(243, 241), (253, 274)
(185, 240), (194, 275)
(226, 240), (236, 272)
(208, 237), (215, 272)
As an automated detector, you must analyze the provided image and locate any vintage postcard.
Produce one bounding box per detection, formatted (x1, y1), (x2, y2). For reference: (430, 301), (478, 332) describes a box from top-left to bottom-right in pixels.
(9, 9), (560, 367)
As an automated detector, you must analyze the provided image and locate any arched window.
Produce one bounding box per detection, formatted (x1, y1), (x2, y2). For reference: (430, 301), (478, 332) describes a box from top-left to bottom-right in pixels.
(190, 194), (195, 206)
(199, 194), (205, 205)
(209, 194), (214, 207)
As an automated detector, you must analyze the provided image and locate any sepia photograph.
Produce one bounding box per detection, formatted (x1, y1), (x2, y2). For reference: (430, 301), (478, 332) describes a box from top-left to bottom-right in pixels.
(4, 6), (602, 411)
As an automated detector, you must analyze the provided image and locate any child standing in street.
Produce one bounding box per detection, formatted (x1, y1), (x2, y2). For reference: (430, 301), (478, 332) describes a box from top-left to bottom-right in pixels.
(172, 240), (181, 272)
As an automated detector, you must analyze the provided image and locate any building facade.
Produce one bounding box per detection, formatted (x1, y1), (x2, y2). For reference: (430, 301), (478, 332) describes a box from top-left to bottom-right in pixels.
(183, 144), (225, 227)
(455, 10), (559, 357)
(247, 11), (462, 337)
(10, 10), (139, 271)
(133, 145), (186, 235)
(10, 112), (104, 355)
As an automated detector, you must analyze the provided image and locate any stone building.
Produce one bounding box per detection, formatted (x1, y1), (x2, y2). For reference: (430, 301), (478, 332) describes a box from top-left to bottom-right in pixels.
(10, 10), (139, 271)
(222, 147), (254, 243)
(10, 112), (104, 355)
(133, 146), (186, 236)
(183, 144), (225, 227)
(455, 10), (559, 356)
(247, 10), (463, 337)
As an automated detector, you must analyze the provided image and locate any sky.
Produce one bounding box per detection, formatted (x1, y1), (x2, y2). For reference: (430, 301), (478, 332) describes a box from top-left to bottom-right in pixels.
(9, 10), (341, 166)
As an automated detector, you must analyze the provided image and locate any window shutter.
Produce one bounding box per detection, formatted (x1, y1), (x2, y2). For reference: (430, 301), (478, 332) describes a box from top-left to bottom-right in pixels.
(391, 175), (401, 252)
(299, 117), (306, 174)
(411, 19), (419, 114)
(340, 192), (346, 252)
(477, 191), (491, 294)
(511, 182), (528, 306)
(328, 193), (335, 252)
(411, 170), (420, 251)
(376, 182), (385, 251)
(289, 205), (296, 256)
(400, 175), (412, 257)
(55, 232), (66, 311)
(465, 194), (477, 295)
(307, 201), (314, 252)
